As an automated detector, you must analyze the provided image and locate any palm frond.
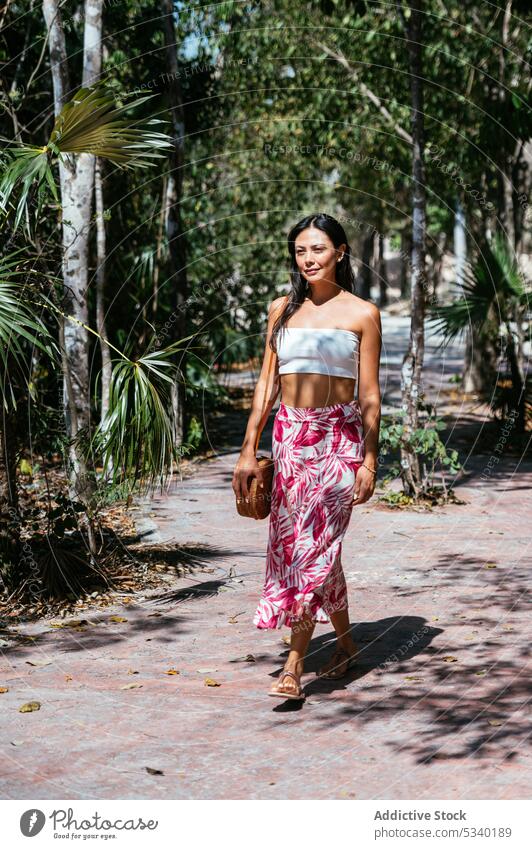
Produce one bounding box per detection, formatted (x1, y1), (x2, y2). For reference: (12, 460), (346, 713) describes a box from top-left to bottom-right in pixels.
(490, 232), (529, 302)
(1, 85), (173, 231)
(0, 252), (59, 411)
(48, 87), (173, 166)
(88, 334), (199, 494)
(0, 146), (57, 231)
(427, 234), (530, 348)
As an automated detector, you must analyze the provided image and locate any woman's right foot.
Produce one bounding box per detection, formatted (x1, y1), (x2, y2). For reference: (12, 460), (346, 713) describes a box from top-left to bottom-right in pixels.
(269, 659), (305, 698)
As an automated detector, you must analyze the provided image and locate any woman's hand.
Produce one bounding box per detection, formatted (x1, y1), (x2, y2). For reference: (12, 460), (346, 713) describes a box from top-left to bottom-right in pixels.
(232, 452), (264, 504)
(352, 464), (377, 506)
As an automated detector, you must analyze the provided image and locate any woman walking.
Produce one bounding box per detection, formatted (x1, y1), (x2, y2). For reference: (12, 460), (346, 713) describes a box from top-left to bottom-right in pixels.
(232, 213), (382, 699)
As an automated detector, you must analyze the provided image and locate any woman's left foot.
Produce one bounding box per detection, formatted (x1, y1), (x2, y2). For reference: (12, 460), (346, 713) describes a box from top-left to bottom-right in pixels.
(318, 643), (359, 679)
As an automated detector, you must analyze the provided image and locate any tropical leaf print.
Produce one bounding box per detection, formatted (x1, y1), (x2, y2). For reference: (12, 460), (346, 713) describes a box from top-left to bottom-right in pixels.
(253, 401), (365, 630)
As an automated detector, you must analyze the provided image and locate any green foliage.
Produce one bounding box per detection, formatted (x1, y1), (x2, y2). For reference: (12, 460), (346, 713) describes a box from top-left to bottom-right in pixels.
(378, 406), (461, 490)
(1, 85), (172, 232)
(48, 86), (172, 165)
(88, 336), (197, 495)
(428, 233), (530, 346)
(45, 493), (85, 539)
(0, 253), (58, 411)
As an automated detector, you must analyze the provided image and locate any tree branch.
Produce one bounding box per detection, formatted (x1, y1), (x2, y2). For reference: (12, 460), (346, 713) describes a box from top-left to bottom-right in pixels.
(312, 39), (413, 145)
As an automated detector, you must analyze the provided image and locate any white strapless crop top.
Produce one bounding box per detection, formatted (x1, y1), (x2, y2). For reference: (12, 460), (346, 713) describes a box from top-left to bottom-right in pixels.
(276, 327), (360, 381)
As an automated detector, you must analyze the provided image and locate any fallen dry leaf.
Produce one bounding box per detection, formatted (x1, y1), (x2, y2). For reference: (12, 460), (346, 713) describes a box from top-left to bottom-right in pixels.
(19, 701), (41, 713)
(164, 669), (179, 675)
(120, 683), (143, 690)
(65, 675), (73, 682)
(204, 677), (221, 687)
(442, 655), (458, 662)
(197, 667), (218, 673)
(282, 636), (291, 645)
(127, 669), (139, 675)
(0, 687), (9, 693)
(230, 654), (256, 663)
(145, 766), (164, 775)
(25, 660), (52, 668)
(50, 619), (87, 629)
(404, 676), (424, 682)
(484, 562), (497, 569)
(109, 616), (128, 623)
(488, 719), (503, 726)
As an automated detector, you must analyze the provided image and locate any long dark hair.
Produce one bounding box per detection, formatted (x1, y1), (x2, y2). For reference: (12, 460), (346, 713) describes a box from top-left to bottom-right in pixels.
(269, 213), (357, 352)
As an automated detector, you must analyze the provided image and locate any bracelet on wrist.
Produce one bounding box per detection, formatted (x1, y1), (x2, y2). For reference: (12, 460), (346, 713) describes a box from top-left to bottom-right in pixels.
(361, 463), (378, 475)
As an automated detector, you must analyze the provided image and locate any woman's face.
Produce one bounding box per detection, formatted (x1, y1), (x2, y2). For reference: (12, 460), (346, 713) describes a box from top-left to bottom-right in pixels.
(294, 227), (346, 287)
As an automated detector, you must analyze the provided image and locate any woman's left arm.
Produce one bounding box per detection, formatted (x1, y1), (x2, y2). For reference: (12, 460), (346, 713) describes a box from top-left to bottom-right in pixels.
(354, 303), (382, 504)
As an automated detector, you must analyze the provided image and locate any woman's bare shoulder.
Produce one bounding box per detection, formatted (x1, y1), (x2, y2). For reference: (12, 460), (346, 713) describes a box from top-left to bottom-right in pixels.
(269, 294), (289, 315)
(341, 292), (381, 335)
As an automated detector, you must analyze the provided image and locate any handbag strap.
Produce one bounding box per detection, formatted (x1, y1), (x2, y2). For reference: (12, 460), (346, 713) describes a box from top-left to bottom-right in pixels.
(253, 299), (286, 455)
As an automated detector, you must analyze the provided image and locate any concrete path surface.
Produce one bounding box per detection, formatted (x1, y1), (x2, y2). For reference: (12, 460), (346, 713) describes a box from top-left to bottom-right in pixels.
(1, 316), (530, 799)
(1, 446), (530, 800)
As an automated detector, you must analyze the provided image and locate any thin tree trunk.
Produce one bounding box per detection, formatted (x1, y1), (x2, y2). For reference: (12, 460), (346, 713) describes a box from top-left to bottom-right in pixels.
(399, 0), (427, 497)
(162, 0), (188, 448)
(357, 229), (375, 300)
(514, 140), (532, 254)
(152, 174), (168, 321)
(498, 1), (517, 249)
(43, 0), (103, 551)
(94, 159), (111, 421)
(430, 230), (446, 300)
(463, 325), (499, 395)
(399, 229), (411, 298)
(377, 231), (390, 308)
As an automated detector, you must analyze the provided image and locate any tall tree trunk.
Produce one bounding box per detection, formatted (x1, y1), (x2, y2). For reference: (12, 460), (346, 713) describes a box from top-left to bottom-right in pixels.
(357, 229), (375, 300)
(463, 325), (499, 396)
(43, 0), (103, 551)
(94, 159), (111, 422)
(399, 0), (427, 497)
(377, 229), (389, 307)
(152, 174), (168, 321)
(429, 230), (446, 300)
(399, 228), (411, 298)
(162, 0), (188, 447)
(514, 140), (532, 254)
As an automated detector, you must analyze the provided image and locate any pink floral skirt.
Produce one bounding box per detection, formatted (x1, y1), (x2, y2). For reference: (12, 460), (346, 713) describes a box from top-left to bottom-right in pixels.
(253, 399), (365, 630)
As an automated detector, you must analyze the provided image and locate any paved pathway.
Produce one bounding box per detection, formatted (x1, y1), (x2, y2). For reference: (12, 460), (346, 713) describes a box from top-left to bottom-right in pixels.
(1, 318), (530, 799)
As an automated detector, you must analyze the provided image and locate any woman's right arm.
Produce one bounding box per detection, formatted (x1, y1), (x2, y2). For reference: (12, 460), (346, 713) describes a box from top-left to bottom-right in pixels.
(232, 296), (286, 503)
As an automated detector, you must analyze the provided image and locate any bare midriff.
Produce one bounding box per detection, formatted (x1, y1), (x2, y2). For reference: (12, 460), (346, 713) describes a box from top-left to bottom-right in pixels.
(279, 373), (356, 408)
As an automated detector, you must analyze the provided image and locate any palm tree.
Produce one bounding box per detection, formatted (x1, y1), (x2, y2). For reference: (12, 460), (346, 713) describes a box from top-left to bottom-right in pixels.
(428, 233), (530, 432)
(0, 85), (199, 593)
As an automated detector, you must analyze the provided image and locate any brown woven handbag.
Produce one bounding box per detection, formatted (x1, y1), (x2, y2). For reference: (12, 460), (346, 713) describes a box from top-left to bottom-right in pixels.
(235, 337), (278, 521)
